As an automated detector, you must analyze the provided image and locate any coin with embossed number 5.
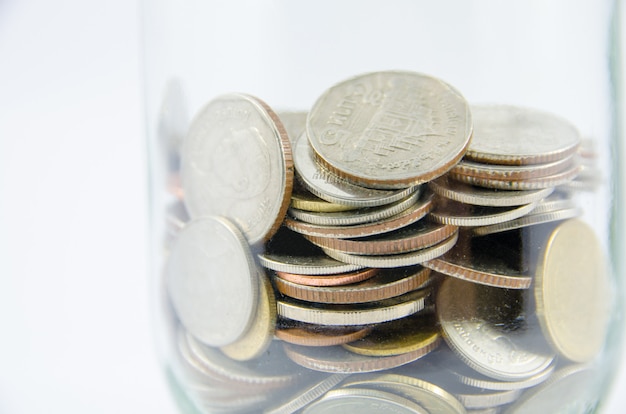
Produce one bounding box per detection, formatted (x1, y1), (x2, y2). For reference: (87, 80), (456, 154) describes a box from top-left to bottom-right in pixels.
(181, 93), (293, 244)
(307, 71), (473, 189)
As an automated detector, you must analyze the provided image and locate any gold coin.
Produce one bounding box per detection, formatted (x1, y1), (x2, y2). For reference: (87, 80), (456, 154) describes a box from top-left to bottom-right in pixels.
(275, 322), (372, 347)
(342, 313), (440, 357)
(220, 270), (276, 361)
(275, 268), (379, 287)
(291, 191), (357, 213)
(534, 219), (611, 362)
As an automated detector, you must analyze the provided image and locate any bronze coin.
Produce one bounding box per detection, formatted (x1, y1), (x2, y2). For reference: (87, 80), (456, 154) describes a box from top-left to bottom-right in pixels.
(275, 268), (379, 287)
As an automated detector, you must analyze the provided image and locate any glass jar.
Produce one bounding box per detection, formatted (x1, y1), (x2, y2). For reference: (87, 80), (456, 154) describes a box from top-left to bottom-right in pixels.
(142, 1), (624, 413)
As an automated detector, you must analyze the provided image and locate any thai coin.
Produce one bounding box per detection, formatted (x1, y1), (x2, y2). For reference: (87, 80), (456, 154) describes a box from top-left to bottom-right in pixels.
(166, 217), (258, 347)
(437, 277), (555, 381)
(341, 373), (467, 414)
(180, 93), (294, 244)
(322, 231), (458, 268)
(277, 111), (308, 145)
(472, 207), (581, 236)
(302, 388), (428, 413)
(451, 359), (556, 391)
(305, 220), (457, 256)
(429, 176), (553, 207)
(264, 374), (349, 414)
(285, 192), (434, 239)
(273, 266), (431, 304)
(277, 289), (429, 326)
(220, 271), (276, 361)
(342, 313), (440, 357)
(259, 226), (363, 275)
(288, 190), (420, 226)
(452, 386), (521, 410)
(275, 323), (372, 347)
(504, 365), (599, 414)
(465, 105), (581, 165)
(291, 188), (357, 213)
(275, 268), (379, 287)
(534, 219), (611, 362)
(423, 236), (532, 289)
(526, 192), (576, 215)
(293, 131), (417, 207)
(284, 342), (435, 374)
(307, 70), (473, 189)
(450, 155), (575, 181)
(429, 198), (538, 227)
(449, 163), (581, 191)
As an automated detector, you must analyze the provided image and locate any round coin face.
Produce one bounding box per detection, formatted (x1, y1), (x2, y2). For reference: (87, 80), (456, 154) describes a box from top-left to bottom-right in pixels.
(534, 219), (611, 362)
(181, 93), (293, 244)
(465, 105), (581, 165)
(166, 217), (258, 347)
(307, 71), (472, 188)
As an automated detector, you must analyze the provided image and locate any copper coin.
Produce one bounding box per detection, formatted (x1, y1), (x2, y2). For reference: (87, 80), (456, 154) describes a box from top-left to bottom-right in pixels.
(275, 268), (379, 287)
(275, 322), (372, 347)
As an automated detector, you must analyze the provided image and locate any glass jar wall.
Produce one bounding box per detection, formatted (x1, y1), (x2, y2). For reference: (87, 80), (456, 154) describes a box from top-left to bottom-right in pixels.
(142, 1), (623, 413)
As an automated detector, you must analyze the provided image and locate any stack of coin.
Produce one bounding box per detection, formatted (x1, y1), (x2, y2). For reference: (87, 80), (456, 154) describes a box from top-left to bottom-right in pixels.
(160, 70), (611, 414)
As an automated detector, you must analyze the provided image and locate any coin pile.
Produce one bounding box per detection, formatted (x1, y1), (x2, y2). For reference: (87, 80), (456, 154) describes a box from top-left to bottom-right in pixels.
(161, 70), (612, 413)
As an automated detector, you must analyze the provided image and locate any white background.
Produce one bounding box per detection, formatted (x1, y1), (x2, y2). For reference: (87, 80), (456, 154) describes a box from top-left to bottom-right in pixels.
(0, 1), (624, 413)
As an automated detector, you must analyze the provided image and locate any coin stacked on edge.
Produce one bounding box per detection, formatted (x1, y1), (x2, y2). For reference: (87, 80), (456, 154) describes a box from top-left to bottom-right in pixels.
(161, 70), (612, 414)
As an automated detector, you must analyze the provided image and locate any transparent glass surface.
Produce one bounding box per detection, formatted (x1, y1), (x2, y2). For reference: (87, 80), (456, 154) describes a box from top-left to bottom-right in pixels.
(142, 1), (623, 413)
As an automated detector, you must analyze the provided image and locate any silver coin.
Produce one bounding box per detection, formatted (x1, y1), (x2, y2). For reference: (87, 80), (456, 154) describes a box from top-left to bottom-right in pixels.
(437, 277), (555, 381)
(293, 131), (416, 207)
(465, 105), (581, 165)
(472, 208), (581, 236)
(307, 70), (472, 189)
(302, 388), (428, 413)
(181, 93), (294, 244)
(258, 252), (363, 275)
(166, 217), (258, 347)
(429, 198), (538, 227)
(288, 190), (420, 226)
(428, 176), (553, 207)
(264, 374), (349, 414)
(450, 155), (575, 181)
(451, 360), (556, 391)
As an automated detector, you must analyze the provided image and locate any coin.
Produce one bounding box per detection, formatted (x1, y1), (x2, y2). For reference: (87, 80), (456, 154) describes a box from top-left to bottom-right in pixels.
(288, 190), (420, 226)
(180, 93), (294, 244)
(220, 270), (277, 361)
(322, 231), (458, 268)
(342, 313), (440, 357)
(273, 266), (431, 304)
(275, 323), (372, 347)
(307, 70), (473, 189)
(277, 289), (429, 326)
(290, 189), (357, 213)
(534, 219), (611, 362)
(464, 105), (581, 166)
(275, 268), (379, 287)
(166, 216), (258, 347)
(302, 388), (428, 413)
(451, 359), (556, 391)
(293, 131), (417, 207)
(450, 155), (575, 181)
(285, 192), (434, 239)
(305, 220), (457, 256)
(472, 207), (581, 236)
(437, 277), (555, 381)
(429, 198), (538, 227)
(264, 374), (349, 414)
(284, 342), (436, 374)
(429, 176), (554, 207)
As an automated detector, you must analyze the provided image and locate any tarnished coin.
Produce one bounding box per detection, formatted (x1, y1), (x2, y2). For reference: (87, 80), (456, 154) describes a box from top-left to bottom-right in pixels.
(342, 313), (440, 357)
(429, 198), (538, 227)
(288, 190), (420, 226)
(277, 289), (429, 326)
(273, 266), (431, 304)
(429, 176), (554, 207)
(302, 388), (428, 413)
(437, 277), (555, 381)
(450, 156), (575, 182)
(220, 270), (276, 361)
(264, 374), (349, 414)
(166, 217), (258, 347)
(275, 322), (372, 347)
(284, 342), (436, 374)
(534, 219), (611, 362)
(307, 70), (473, 189)
(285, 192), (434, 239)
(305, 220), (458, 256)
(465, 105), (581, 165)
(275, 268), (379, 287)
(293, 131), (417, 207)
(181, 93), (294, 244)
(322, 231), (458, 268)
